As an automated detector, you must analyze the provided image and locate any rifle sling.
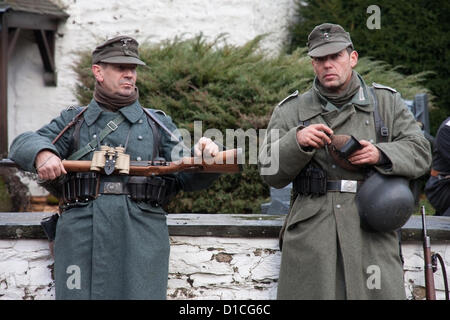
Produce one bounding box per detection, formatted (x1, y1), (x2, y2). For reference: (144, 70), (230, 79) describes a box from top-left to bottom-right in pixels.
(142, 108), (185, 146)
(369, 87), (389, 143)
(52, 107), (87, 145)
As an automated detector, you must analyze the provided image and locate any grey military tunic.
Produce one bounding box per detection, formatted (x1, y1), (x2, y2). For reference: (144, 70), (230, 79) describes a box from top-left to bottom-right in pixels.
(259, 77), (432, 299)
(9, 99), (218, 299)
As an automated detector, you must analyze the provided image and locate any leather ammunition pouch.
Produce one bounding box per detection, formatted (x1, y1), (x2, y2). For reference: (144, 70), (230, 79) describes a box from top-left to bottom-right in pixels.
(293, 165), (327, 197)
(62, 172), (99, 203)
(127, 175), (179, 207)
(60, 172), (179, 209)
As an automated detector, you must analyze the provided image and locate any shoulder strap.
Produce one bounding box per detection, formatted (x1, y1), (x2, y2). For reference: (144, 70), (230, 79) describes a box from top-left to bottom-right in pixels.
(145, 115), (161, 161)
(71, 114), (85, 153)
(142, 107), (182, 143)
(369, 87), (389, 143)
(277, 90), (299, 107)
(142, 107), (197, 156)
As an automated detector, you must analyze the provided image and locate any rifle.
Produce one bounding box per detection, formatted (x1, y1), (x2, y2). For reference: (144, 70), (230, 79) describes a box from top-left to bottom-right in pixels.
(0, 148), (243, 176)
(421, 206), (449, 300)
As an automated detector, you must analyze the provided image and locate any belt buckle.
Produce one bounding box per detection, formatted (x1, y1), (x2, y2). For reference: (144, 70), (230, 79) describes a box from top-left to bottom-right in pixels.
(103, 182), (123, 194)
(340, 180), (357, 193)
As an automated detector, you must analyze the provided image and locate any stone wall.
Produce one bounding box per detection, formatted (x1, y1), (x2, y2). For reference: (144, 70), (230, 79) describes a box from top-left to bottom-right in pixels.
(1, 237), (449, 300)
(0, 213), (449, 300)
(168, 236), (280, 300)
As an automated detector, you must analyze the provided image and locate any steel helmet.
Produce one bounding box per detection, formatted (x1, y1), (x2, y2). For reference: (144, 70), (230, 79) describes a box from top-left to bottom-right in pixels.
(356, 171), (415, 232)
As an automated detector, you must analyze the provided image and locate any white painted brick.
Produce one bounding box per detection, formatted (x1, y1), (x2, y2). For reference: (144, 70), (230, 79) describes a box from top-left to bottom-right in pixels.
(251, 254), (281, 281)
(0, 260), (28, 275)
(28, 266), (53, 287)
(190, 273), (234, 287)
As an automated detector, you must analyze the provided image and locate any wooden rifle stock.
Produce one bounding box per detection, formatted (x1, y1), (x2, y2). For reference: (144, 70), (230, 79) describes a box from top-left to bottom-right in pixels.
(0, 149), (242, 175)
(0, 148), (241, 176)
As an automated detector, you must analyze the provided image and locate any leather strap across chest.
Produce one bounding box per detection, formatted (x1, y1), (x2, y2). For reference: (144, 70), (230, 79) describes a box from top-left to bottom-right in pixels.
(68, 113), (126, 160)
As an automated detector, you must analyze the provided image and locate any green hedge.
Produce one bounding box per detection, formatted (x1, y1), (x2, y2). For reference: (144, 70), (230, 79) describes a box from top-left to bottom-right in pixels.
(73, 35), (432, 213)
(288, 0), (449, 134)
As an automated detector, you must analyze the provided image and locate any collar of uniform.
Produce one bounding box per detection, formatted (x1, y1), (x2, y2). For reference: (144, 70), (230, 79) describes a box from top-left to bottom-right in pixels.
(312, 77), (338, 112)
(84, 99), (103, 126)
(351, 73), (372, 110)
(311, 80), (338, 113)
(84, 99), (143, 126)
(312, 72), (372, 113)
(118, 100), (144, 123)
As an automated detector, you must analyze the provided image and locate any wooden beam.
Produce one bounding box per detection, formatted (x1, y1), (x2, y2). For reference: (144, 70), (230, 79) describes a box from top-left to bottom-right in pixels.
(34, 29), (57, 86)
(34, 29), (55, 71)
(8, 27), (20, 59)
(0, 13), (8, 157)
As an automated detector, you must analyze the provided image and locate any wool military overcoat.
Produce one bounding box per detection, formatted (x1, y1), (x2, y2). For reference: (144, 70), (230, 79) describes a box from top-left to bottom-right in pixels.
(9, 100), (218, 299)
(259, 77), (431, 299)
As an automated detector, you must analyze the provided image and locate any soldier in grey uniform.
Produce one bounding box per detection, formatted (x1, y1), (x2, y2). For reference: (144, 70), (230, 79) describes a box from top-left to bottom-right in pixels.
(9, 36), (220, 299)
(259, 23), (431, 299)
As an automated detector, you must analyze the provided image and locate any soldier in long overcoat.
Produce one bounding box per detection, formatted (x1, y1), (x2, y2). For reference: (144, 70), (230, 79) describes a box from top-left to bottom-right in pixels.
(259, 24), (431, 299)
(9, 36), (220, 299)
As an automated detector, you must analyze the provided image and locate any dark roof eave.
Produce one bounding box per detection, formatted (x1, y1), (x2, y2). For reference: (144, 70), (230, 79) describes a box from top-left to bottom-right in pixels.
(9, 9), (69, 20)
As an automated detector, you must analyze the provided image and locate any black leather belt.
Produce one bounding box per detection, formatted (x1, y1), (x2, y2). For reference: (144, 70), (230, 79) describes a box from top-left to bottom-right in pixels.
(61, 173), (179, 208)
(327, 180), (363, 193)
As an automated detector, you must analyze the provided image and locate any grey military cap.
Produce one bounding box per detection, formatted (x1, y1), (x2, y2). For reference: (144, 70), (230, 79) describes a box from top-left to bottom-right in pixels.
(92, 35), (146, 66)
(307, 23), (354, 58)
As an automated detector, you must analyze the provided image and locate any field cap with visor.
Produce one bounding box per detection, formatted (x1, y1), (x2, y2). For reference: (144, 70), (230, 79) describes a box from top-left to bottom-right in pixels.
(92, 35), (146, 66)
(307, 23), (354, 58)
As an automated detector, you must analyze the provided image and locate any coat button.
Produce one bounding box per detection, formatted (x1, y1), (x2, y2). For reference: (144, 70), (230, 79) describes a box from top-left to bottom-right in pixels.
(138, 135), (143, 140)
(336, 204), (341, 209)
(138, 119), (143, 124)
(136, 156), (142, 161)
(365, 120), (370, 125)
